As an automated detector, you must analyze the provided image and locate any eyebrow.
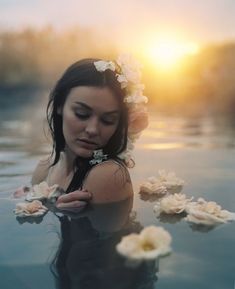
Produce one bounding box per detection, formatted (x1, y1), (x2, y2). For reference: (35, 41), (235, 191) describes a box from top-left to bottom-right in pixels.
(74, 101), (120, 115)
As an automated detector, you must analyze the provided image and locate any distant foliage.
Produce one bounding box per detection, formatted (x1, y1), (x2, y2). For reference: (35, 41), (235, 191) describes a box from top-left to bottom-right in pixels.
(0, 27), (235, 116)
(0, 26), (116, 87)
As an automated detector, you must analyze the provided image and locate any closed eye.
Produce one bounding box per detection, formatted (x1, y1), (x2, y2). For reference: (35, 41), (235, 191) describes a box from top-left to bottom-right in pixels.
(75, 111), (90, 120)
(101, 115), (119, 125)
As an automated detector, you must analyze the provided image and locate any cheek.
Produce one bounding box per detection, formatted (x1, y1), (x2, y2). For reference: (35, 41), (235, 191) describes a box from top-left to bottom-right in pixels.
(62, 113), (82, 135)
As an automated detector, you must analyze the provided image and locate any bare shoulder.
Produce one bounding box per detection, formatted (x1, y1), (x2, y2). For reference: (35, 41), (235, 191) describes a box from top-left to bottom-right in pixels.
(31, 156), (52, 185)
(83, 160), (133, 204)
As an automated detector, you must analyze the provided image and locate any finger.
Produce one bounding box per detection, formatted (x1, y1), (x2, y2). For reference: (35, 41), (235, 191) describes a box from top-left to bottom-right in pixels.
(57, 191), (92, 203)
(56, 200), (87, 209)
(13, 186), (31, 198)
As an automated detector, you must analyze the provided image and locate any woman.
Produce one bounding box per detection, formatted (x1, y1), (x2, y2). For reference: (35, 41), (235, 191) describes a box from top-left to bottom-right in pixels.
(31, 55), (148, 210)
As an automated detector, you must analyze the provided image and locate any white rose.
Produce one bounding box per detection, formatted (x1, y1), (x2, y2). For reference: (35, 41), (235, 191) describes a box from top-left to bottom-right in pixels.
(116, 74), (128, 88)
(116, 234), (143, 260)
(116, 225), (172, 261)
(116, 54), (142, 84)
(185, 198), (235, 225)
(26, 181), (61, 202)
(158, 170), (184, 194)
(14, 200), (48, 217)
(139, 177), (167, 196)
(139, 226), (172, 259)
(124, 94), (148, 104)
(154, 193), (193, 216)
(94, 60), (116, 72)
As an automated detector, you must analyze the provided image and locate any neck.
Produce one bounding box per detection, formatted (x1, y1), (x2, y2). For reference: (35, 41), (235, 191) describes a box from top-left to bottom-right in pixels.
(59, 148), (76, 176)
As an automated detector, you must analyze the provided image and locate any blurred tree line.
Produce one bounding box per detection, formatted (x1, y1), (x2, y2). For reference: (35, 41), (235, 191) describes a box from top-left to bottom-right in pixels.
(0, 26), (235, 117)
(0, 26), (116, 87)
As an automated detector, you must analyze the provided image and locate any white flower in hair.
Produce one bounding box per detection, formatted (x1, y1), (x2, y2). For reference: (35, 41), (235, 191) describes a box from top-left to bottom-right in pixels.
(124, 83), (147, 104)
(94, 60), (116, 72)
(116, 74), (128, 88)
(116, 54), (142, 84)
(94, 54), (149, 167)
(124, 94), (148, 104)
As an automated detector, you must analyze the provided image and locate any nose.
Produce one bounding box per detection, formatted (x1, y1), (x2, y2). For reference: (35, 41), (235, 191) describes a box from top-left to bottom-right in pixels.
(85, 117), (99, 137)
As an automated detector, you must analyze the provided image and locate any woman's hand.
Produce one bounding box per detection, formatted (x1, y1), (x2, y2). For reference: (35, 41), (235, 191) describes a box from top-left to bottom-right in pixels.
(13, 186), (31, 198)
(56, 189), (92, 211)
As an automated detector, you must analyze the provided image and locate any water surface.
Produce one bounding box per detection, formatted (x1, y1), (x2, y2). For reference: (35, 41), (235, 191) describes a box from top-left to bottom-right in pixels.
(0, 100), (235, 289)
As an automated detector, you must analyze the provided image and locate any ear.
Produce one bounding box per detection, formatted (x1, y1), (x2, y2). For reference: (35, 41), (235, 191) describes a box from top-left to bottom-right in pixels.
(57, 106), (62, 115)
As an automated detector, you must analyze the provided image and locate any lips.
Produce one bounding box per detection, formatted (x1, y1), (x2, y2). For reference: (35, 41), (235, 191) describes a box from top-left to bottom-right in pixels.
(76, 138), (98, 149)
(78, 138), (98, 145)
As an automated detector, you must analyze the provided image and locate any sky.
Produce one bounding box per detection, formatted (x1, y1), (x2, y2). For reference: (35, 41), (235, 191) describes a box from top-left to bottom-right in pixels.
(1, 0), (235, 45)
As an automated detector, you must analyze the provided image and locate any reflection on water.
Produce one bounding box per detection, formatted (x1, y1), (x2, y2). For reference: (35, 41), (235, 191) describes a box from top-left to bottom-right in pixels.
(1, 101), (235, 289)
(0, 196), (158, 289)
(138, 142), (185, 150)
(140, 115), (235, 151)
(50, 198), (158, 289)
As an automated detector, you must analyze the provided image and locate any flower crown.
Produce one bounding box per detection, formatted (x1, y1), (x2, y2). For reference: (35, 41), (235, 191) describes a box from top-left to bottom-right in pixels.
(94, 54), (149, 167)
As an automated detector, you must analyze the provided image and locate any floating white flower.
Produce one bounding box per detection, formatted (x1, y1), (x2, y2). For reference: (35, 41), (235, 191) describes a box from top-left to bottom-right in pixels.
(138, 226), (172, 258)
(185, 198), (235, 226)
(158, 170), (184, 194)
(116, 225), (172, 262)
(94, 60), (116, 72)
(139, 176), (167, 196)
(14, 200), (48, 217)
(140, 170), (184, 197)
(154, 193), (193, 216)
(26, 181), (63, 202)
(116, 234), (143, 260)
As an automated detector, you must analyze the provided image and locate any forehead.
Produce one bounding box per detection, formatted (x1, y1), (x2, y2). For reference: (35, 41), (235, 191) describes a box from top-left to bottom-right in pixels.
(66, 86), (120, 112)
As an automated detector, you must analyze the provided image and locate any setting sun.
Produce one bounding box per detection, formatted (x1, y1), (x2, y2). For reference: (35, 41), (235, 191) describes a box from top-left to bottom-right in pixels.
(146, 37), (200, 70)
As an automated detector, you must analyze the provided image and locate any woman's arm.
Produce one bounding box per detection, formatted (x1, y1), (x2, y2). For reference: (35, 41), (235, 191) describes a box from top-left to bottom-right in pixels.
(31, 157), (51, 185)
(55, 160), (132, 210)
(82, 161), (133, 204)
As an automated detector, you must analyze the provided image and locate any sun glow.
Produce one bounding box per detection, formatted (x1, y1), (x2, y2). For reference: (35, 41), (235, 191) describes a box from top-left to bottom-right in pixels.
(147, 37), (199, 70)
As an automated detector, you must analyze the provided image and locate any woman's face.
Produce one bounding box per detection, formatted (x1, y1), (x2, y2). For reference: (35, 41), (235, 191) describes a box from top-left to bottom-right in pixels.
(60, 86), (120, 159)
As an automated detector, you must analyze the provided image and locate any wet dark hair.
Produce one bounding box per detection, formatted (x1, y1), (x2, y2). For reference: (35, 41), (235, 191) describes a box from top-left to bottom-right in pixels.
(46, 58), (129, 192)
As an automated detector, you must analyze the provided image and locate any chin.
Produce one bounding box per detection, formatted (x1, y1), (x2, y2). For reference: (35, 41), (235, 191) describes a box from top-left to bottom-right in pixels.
(75, 147), (94, 159)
